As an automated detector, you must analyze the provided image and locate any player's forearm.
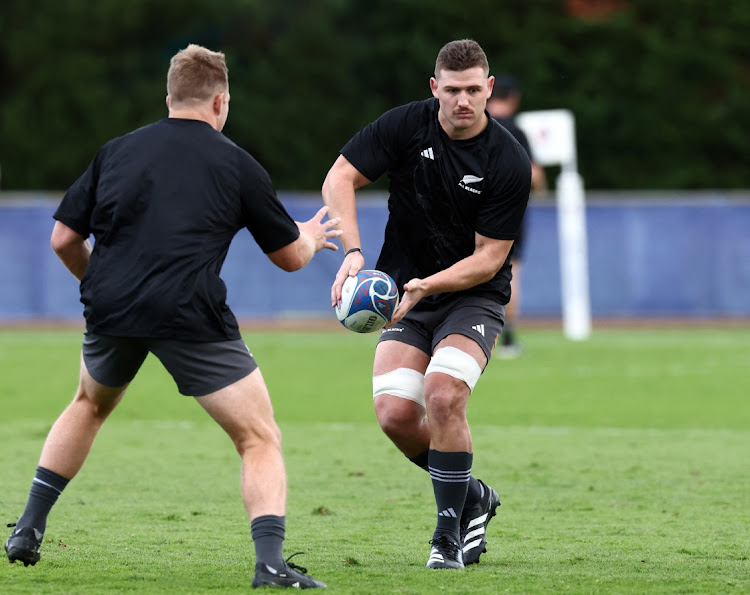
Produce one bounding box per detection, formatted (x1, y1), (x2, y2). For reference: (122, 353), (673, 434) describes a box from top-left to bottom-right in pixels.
(419, 245), (512, 296)
(322, 181), (361, 252)
(322, 155), (373, 254)
(268, 229), (319, 272)
(55, 240), (92, 281)
(51, 221), (92, 281)
(289, 232), (316, 270)
(422, 260), (497, 295)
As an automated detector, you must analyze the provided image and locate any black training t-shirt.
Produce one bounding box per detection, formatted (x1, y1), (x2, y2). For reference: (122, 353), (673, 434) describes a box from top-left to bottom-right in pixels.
(494, 116), (532, 159)
(494, 115), (533, 259)
(54, 118), (300, 341)
(341, 98), (531, 308)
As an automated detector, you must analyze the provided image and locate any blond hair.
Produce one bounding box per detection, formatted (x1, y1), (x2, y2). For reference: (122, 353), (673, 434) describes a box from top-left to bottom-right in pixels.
(167, 44), (228, 106)
(435, 39), (489, 77)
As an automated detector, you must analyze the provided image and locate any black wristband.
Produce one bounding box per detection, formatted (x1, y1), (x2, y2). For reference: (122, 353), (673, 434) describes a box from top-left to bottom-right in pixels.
(345, 247), (363, 257)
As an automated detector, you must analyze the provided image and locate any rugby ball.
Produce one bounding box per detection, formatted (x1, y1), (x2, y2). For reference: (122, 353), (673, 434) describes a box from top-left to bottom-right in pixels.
(335, 270), (400, 333)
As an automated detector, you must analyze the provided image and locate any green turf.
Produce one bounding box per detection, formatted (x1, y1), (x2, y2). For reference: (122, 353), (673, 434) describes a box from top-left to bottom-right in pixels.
(1, 327), (749, 593)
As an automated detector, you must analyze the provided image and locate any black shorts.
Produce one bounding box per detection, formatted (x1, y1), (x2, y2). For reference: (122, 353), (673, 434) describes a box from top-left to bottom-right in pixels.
(82, 332), (258, 397)
(378, 295), (505, 362)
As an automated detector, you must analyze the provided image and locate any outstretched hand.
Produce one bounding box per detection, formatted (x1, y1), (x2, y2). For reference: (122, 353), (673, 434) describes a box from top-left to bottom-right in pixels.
(385, 277), (428, 328)
(297, 206), (342, 254)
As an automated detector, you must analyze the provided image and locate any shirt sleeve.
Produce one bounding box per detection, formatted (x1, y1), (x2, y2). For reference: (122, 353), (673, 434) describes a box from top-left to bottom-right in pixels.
(340, 102), (420, 181)
(513, 126), (533, 161)
(239, 154), (300, 254)
(475, 140), (532, 241)
(53, 150), (102, 237)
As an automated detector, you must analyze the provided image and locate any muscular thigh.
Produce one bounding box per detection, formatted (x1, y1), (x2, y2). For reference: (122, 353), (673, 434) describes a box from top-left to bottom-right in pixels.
(82, 332), (148, 388)
(196, 368), (277, 443)
(424, 300), (503, 395)
(374, 340), (431, 375)
(373, 334), (431, 414)
(372, 295), (504, 409)
(78, 355), (130, 412)
(433, 334), (487, 370)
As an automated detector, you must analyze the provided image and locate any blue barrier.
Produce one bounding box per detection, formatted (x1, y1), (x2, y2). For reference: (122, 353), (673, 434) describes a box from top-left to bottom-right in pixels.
(1, 192), (749, 321)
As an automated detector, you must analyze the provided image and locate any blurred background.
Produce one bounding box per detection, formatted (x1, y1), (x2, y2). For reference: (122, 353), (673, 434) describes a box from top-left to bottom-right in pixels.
(1, 0), (749, 325)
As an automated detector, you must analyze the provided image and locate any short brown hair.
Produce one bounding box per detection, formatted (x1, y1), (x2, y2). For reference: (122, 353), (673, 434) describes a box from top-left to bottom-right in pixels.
(434, 39), (489, 77)
(167, 44), (228, 105)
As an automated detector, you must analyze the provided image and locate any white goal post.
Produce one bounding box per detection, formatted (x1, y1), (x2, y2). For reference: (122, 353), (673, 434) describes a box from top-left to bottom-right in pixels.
(515, 109), (592, 340)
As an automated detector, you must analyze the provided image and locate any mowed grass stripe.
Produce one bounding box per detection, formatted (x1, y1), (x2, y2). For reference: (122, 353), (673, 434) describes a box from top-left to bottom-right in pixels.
(1, 327), (749, 593)
(1, 421), (747, 593)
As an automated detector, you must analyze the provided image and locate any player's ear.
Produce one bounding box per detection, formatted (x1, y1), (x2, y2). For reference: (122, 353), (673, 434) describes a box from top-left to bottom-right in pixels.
(486, 75), (495, 100)
(166, 95), (171, 109)
(429, 77), (439, 98)
(212, 93), (223, 115)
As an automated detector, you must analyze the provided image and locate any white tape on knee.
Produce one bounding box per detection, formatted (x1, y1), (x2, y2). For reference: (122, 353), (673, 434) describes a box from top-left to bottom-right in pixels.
(425, 346), (482, 392)
(372, 368), (425, 408)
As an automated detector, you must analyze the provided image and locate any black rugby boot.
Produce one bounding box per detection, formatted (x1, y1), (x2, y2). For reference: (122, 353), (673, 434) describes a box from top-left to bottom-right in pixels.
(252, 553), (326, 589)
(426, 534), (464, 569)
(5, 524), (43, 566)
(460, 479), (501, 565)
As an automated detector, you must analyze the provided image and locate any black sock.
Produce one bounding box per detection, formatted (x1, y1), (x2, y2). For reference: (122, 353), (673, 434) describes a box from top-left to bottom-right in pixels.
(465, 476), (484, 506)
(17, 466), (70, 535)
(428, 450), (472, 541)
(502, 323), (515, 346)
(412, 449), (483, 508)
(411, 450), (482, 506)
(408, 450), (429, 471)
(251, 515), (286, 568)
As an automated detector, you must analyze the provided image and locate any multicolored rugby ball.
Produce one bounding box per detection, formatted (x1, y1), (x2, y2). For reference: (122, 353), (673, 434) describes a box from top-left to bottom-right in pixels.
(335, 270), (400, 333)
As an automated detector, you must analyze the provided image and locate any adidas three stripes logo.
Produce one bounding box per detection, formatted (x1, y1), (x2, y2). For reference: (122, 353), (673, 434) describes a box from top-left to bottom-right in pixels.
(462, 513), (490, 554)
(428, 466), (472, 484)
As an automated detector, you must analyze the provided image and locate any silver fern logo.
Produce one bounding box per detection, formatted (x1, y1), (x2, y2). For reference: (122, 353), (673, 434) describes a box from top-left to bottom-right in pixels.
(458, 174), (484, 194)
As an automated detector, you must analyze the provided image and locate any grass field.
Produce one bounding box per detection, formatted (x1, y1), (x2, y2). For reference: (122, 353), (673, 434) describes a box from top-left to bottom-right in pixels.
(1, 326), (748, 593)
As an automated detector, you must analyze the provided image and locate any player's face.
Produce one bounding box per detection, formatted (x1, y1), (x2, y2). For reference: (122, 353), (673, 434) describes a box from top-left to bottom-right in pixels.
(431, 67), (494, 140)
